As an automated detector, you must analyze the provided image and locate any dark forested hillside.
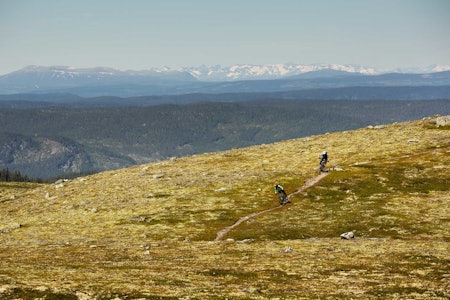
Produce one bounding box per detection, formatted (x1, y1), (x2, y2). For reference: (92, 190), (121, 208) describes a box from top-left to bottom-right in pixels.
(1, 85), (450, 108)
(1, 99), (449, 179)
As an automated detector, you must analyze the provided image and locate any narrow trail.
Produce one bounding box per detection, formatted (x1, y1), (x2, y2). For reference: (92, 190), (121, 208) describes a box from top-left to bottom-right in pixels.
(214, 147), (449, 241)
(214, 172), (329, 241)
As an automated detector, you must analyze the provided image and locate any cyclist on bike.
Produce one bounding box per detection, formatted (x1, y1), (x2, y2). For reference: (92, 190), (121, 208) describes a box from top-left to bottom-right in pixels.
(274, 183), (289, 205)
(274, 183), (284, 194)
(319, 151), (328, 173)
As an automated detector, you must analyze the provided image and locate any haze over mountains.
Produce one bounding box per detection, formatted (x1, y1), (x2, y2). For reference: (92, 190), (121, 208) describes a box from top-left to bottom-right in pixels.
(1, 64), (450, 97)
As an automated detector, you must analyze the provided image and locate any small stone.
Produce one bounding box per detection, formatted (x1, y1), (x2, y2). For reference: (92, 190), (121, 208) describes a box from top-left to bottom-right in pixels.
(244, 287), (261, 294)
(284, 246), (293, 253)
(130, 216), (152, 222)
(54, 183), (64, 189)
(436, 115), (450, 127)
(340, 231), (355, 239)
(237, 239), (254, 244)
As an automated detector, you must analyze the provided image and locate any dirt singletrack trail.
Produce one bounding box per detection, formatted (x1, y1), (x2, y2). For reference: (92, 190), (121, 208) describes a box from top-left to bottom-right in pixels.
(214, 172), (329, 241)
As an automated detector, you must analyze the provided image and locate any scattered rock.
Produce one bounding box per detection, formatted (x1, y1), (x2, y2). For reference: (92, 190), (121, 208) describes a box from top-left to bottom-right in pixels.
(284, 246), (293, 253)
(184, 237), (191, 243)
(45, 192), (57, 200)
(91, 207), (98, 213)
(55, 179), (70, 184)
(215, 187), (227, 192)
(54, 183), (65, 189)
(130, 216), (152, 223)
(408, 139), (419, 143)
(0, 223), (22, 234)
(144, 250), (151, 255)
(340, 232), (355, 239)
(153, 173), (165, 179)
(333, 165), (344, 171)
(237, 238), (254, 244)
(244, 287), (261, 294)
(436, 115), (450, 127)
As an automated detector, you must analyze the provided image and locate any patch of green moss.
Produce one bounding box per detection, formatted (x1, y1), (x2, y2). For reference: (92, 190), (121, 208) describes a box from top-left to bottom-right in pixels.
(1, 288), (78, 300)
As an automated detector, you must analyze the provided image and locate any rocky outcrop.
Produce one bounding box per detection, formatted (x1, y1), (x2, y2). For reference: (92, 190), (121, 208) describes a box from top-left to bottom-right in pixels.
(0, 133), (93, 179)
(436, 115), (450, 127)
(340, 232), (355, 240)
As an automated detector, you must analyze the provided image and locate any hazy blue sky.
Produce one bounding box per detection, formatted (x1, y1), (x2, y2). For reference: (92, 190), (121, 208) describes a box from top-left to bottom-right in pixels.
(1, 0), (449, 74)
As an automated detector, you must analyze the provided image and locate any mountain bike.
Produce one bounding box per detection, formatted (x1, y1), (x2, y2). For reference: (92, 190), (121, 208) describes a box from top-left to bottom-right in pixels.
(319, 159), (328, 174)
(277, 189), (290, 206)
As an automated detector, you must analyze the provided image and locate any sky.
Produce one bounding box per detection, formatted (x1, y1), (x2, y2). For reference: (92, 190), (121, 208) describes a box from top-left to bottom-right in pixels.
(1, 0), (450, 75)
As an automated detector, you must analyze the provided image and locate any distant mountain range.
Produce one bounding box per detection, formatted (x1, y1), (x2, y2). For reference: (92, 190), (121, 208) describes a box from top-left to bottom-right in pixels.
(1, 64), (450, 97)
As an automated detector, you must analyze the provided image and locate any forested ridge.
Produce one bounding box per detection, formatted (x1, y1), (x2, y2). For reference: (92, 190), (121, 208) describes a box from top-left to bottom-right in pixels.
(0, 168), (38, 182)
(1, 99), (449, 179)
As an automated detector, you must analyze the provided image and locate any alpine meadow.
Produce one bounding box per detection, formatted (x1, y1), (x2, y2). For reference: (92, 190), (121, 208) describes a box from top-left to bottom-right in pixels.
(0, 116), (449, 299)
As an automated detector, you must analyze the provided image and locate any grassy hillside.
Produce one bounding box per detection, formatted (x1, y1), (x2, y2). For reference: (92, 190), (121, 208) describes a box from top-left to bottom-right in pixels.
(1, 99), (449, 179)
(0, 116), (448, 299)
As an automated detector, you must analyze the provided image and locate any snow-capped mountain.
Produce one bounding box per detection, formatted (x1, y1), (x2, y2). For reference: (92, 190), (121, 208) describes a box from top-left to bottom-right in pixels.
(0, 65), (196, 94)
(1, 63), (449, 97)
(5, 63), (383, 82)
(3, 63), (450, 83)
(148, 63), (450, 80)
(2, 65), (195, 83)
(175, 63), (381, 81)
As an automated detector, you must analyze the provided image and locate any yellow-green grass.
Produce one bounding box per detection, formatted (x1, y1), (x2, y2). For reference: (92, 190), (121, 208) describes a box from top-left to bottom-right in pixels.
(0, 117), (448, 299)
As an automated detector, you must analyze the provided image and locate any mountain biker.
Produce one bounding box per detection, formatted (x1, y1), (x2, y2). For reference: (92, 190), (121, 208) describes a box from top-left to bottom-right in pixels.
(319, 151), (328, 173)
(274, 183), (289, 205)
(274, 183), (284, 194)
